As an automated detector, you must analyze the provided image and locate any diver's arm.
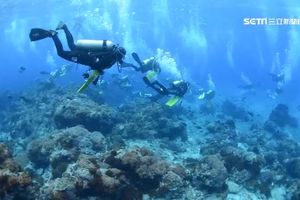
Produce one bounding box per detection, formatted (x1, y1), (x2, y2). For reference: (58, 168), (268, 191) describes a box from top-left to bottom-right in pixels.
(120, 61), (139, 71)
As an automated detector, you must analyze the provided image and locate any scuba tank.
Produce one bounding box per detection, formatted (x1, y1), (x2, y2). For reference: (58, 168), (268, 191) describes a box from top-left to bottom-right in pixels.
(143, 57), (157, 67)
(142, 57), (160, 72)
(75, 39), (114, 51)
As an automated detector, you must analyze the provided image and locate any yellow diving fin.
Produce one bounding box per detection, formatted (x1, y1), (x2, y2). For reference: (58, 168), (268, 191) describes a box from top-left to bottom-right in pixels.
(166, 96), (181, 107)
(77, 70), (100, 93)
(145, 70), (158, 82)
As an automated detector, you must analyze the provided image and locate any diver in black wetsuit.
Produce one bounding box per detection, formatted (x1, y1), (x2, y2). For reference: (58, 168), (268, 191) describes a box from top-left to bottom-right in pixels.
(143, 74), (189, 101)
(29, 22), (127, 82)
(143, 76), (169, 96)
(129, 52), (161, 73)
(167, 80), (189, 97)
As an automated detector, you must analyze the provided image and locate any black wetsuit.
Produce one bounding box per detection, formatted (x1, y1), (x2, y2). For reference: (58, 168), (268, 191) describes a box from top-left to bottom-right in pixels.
(51, 25), (123, 73)
(168, 82), (188, 97)
(143, 78), (188, 101)
(143, 77), (169, 95)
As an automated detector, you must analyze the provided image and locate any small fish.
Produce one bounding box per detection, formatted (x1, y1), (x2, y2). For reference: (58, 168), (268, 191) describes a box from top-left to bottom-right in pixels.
(19, 96), (31, 103)
(40, 71), (50, 75)
(19, 66), (26, 73)
(247, 112), (254, 117)
(238, 84), (253, 90)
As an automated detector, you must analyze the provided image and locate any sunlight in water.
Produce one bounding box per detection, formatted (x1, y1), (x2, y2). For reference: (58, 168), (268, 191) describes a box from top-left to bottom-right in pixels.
(156, 48), (181, 79)
(181, 22), (207, 59)
(4, 19), (28, 53)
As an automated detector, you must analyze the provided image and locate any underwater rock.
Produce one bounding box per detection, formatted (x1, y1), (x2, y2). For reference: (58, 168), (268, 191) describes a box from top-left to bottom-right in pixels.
(50, 149), (78, 178)
(227, 180), (242, 194)
(30, 141), (184, 199)
(285, 158), (300, 178)
(104, 147), (186, 197)
(192, 154), (228, 191)
(1, 87), (65, 141)
(288, 180), (300, 200)
(221, 100), (250, 121)
(255, 169), (274, 196)
(27, 126), (106, 171)
(54, 97), (122, 134)
(38, 149), (142, 199)
(201, 120), (238, 155)
(0, 144), (32, 198)
(263, 120), (286, 138)
(220, 146), (265, 177)
(114, 102), (187, 141)
(160, 171), (184, 191)
(206, 119), (236, 134)
(268, 104), (298, 128)
(27, 138), (51, 167)
(156, 118), (187, 141)
(277, 138), (300, 159)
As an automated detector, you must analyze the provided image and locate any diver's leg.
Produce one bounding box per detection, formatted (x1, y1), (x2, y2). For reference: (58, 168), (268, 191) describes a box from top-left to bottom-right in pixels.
(60, 24), (76, 51)
(152, 81), (169, 95)
(51, 34), (76, 62)
(143, 78), (169, 95)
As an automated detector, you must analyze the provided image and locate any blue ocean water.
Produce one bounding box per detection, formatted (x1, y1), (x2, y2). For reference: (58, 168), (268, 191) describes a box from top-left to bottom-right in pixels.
(0, 0), (300, 199)
(0, 1), (299, 108)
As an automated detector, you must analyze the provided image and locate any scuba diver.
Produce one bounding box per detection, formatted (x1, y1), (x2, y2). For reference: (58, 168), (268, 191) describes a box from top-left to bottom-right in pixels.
(270, 72), (285, 83)
(143, 72), (189, 106)
(129, 52), (161, 73)
(198, 89), (215, 101)
(268, 72), (285, 99)
(29, 22), (127, 92)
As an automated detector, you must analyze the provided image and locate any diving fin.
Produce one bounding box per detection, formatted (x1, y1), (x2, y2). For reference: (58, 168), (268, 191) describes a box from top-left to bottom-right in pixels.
(132, 52), (143, 66)
(29, 28), (51, 41)
(166, 96), (181, 107)
(77, 70), (100, 93)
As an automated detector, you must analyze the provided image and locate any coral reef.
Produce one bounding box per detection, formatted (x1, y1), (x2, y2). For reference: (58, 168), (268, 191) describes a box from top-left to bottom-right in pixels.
(1, 84), (300, 200)
(286, 158), (300, 178)
(268, 104), (298, 128)
(191, 154), (228, 191)
(27, 126), (106, 169)
(113, 102), (188, 141)
(104, 147), (187, 198)
(54, 97), (122, 134)
(220, 146), (265, 177)
(221, 100), (250, 121)
(0, 143), (32, 198)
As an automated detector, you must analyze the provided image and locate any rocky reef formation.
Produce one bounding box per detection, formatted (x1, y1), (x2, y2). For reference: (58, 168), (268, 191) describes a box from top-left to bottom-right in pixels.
(54, 98), (187, 141)
(0, 143), (32, 199)
(113, 102), (187, 141)
(221, 100), (251, 121)
(1, 85), (300, 199)
(191, 154), (228, 191)
(104, 147), (187, 198)
(27, 126), (106, 173)
(25, 126), (187, 199)
(54, 97), (122, 134)
(267, 104), (298, 128)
